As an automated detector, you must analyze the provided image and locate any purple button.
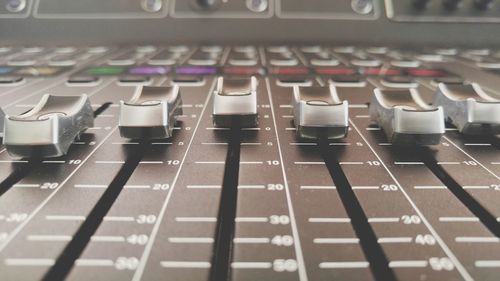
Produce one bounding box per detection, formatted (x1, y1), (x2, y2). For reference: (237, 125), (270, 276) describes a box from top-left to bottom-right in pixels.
(128, 66), (170, 75)
(175, 66), (217, 75)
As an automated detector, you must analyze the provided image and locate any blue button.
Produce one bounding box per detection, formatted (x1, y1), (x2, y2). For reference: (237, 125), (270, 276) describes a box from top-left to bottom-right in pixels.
(0, 67), (14, 75)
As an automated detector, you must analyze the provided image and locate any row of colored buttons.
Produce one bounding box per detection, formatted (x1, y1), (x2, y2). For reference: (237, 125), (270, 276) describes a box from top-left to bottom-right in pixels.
(82, 65), (454, 78)
(0, 66), (68, 76)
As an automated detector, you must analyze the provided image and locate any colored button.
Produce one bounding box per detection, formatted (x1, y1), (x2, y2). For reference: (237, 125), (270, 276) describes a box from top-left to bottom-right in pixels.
(0, 66), (14, 75)
(315, 67), (357, 75)
(223, 66), (264, 75)
(16, 67), (65, 76)
(363, 68), (402, 76)
(268, 67), (310, 75)
(407, 68), (447, 77)
(85, 66), (124, 76)
(175, 66), (218, 75)
(128, 66), (170, 75)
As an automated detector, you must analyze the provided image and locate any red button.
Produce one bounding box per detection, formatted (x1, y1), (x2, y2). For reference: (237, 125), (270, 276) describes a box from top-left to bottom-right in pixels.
(223, 67), (264, 75)
(315, 67), (357, 75)
(407, 68), (446, 77)
(363, 68), (401, 76)
(268, 67), (310, 75)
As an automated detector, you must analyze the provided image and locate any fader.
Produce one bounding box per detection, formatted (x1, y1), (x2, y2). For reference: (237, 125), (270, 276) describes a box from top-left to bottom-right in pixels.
(212, 76), (258, 127)
(119, 85), (183, 140)
(292, 85), (349, 140)
(369, 88), (445, 145)
(2, 94), (94, 158)
(434, 83), (500, 135)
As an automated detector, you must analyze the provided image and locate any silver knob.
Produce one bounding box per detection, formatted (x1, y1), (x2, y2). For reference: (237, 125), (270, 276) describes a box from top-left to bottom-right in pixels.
(6, 0), (26, 13)
(141, 0), (163, 12)
(292, 85), (349, 140)
(370, 88), (445, 145)
(433, 83), (500, 135)
(191, 0), (220, 11)
(212, 76), (258, 128)
(119, 85), (183, 140)
(3, 94), (94, 158)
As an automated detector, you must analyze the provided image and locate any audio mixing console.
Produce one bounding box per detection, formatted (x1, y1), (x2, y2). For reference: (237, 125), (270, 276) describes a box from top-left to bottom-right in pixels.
(1, 1), (500, 281)
(0, 44), (498, 281)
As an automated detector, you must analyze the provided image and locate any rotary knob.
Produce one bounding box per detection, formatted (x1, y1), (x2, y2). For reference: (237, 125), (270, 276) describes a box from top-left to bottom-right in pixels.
(191, 0), (220, 11)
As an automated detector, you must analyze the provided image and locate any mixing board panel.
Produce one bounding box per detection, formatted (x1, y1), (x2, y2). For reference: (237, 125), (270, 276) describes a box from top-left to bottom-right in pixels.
(0, 44), (498, 281)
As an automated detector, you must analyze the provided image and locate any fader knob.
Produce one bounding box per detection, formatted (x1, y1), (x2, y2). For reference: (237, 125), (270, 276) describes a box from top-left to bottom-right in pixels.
(212, 76), (258, 128)
(433, 83), (500, 135)
(292, 85), (349, 140)
(474, 0), (494, 10)
(119, 85), (183, 140)
(369, 88), (445, 146)
(3, 94), (94, 158)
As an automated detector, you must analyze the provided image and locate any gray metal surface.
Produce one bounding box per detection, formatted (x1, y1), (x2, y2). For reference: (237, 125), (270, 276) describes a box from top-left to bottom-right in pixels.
(0, 0), (499, 46)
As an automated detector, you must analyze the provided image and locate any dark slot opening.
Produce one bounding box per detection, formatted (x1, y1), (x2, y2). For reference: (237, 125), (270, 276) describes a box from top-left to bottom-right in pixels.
(420, 148), (500, 238)
(210, 118), (242, 281)
(0, 159), (40, 197)
(93, 102), (112, 118)
(42, 142), (147, 281)
(318, 137), (397, 281)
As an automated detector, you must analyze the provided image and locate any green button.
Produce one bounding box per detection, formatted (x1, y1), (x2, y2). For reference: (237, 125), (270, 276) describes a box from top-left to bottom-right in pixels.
(85, 66), (124, 76)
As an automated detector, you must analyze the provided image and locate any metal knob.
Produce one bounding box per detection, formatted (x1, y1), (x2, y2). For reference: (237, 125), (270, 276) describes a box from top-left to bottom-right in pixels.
(369, 88), (445, 146)
(3, 94), (94, 158)
(119, 85), (183, 140)
(212, 76), (258, 128)
(292, 85), (349, 140)
(191, 0), (220, 11)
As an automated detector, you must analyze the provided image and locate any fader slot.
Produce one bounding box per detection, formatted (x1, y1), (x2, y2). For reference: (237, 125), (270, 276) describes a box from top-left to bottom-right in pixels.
(41, 142), (148, 281)
(269, 77), (375, 281)
(420, 148), (500, 238)
(210, 120), (242, 281)
(93, 102), (112, 117)
(0, 159), (40, 197)
(317, 138), (398, 281)
(124, 78), (218, 281)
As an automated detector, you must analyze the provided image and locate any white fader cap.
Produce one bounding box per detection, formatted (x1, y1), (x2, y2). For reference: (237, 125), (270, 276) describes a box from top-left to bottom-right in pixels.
(370, 88), (445, 146)
(3, 94), (94, 158)
(119, 85), (183, 140)
(212, 76), (258, 128)
(292, 85), (349, 140)
(434, 83), (500, 135)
